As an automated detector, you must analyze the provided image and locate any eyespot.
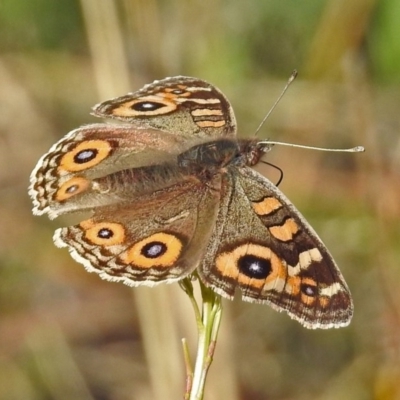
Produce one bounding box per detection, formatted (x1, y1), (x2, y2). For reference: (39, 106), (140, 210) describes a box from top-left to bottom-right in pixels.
(121, 233), (183, 269)
(111, 96), (178, 117)
(215, 243), (286, 291)
(56, 177), (90, 201)
(238, 254), (271, 279)
(97, 228), (114, 239)
(59, 140), (112, 172)
(81, 221), (126, 246)
(300, 278), (318, 306)
(164, 86), (190, 97)
(301, 283), (318, 297)
(141, 241), (167, 258)
(73, 148), (98, 164)
(131, 101), (165, 111)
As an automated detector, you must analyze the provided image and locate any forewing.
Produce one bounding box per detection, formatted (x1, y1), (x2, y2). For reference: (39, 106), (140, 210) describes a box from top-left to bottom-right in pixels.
(29, 124), (186, 218)
(93, 76), (237, 139)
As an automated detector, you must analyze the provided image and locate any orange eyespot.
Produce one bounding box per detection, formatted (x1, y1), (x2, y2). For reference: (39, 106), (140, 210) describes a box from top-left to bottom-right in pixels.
(55, 177), (90, 201)
(58, 140), (112, 172)
(81, 221), (126, 246)
(111, 96), (178, 117)
(300, 278), (318, 306)
(121, 233), (183, 268)
(215, 243), (286, 290)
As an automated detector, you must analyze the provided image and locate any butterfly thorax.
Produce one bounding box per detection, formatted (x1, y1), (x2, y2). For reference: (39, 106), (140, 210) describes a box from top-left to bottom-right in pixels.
(177, 138), (264, 178)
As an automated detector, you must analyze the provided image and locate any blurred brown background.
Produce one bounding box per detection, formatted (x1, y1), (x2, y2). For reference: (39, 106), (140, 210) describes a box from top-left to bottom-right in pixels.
(1, 0), (399, 399)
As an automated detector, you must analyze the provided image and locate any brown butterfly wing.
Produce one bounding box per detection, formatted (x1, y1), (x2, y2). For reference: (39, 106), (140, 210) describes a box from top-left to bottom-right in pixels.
(29, 124), (188, 218)
(93, 76), (237, 139)
(54, 176), (221, 285)
(198, 167), (353, 329)
(30, 77), (237, 219)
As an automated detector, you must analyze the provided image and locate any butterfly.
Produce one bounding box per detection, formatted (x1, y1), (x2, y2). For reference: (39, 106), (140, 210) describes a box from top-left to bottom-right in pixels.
(29, 76), (353, 329)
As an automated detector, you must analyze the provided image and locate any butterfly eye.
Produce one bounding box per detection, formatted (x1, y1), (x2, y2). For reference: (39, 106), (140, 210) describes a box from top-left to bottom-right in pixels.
(238, 254), (272, 279)
(131, 101), (166, 111)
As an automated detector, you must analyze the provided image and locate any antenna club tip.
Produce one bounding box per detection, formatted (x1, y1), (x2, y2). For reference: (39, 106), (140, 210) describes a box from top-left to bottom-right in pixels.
(290, 70), (298, 82)
(353, 146), (365, 152)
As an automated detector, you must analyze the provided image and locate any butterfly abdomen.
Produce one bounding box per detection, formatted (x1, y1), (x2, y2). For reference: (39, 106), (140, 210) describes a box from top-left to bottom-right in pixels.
(94, 162), (186, 198)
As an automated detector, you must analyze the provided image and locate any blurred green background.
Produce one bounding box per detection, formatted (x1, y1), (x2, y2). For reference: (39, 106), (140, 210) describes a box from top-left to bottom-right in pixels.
(1, 0), (400, 399)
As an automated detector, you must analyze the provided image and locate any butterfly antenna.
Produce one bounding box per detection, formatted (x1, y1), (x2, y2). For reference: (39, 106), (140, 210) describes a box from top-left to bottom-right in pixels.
(259, 141), (365, 153)
(253, 69), (365, 154)
(254, 70), (298, 137)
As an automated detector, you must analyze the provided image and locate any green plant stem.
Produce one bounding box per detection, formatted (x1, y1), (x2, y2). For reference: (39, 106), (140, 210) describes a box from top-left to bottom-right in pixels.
(180, 276), (223, 400)
(182, 338), (193, 400)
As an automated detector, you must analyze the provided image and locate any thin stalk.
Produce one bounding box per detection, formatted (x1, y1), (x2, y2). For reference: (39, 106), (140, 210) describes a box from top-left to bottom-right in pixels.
(182, 338), (193, 400)
(180, 276), (223, 400)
